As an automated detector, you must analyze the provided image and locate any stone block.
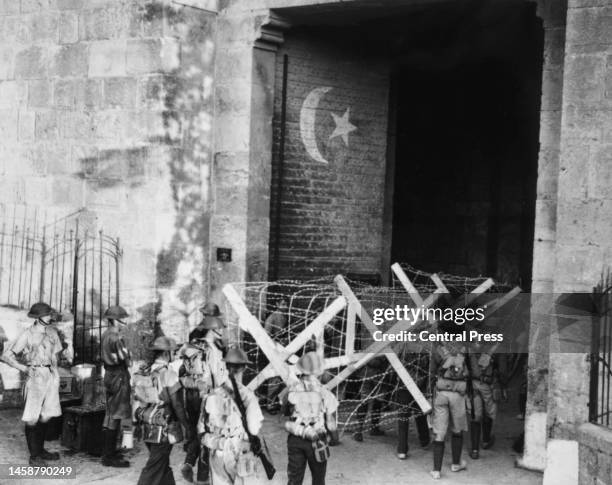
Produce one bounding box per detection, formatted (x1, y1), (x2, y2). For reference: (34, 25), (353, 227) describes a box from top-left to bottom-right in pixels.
(14, 47), (46, 80)
(52, 176), (84, 206)
(35, 111), (59, 139)
(0, 0), (20, 14)
(558, 144), (590, 199)
(0, 46), (14, 80)
(532, 239), (556, 281)
(24, 176), (50, 205)
(18, 110), (35, 140)
(126, 39), (180, 75)
(541, 68), (564, 111)
(59, 12), (78, 44)
(78, 5), (131, 41)
(567, 6), (612, 47)
(29, 12), (59, 43)
(88, 40), (126, 77)
(214, 113), (250, 151)
(57, 0), (83, 10)
(0, 110), (17, 140)
(564, 54), (605, 106)
(588, 144), (612, 199)
(28, 80), (52, 108)
(21, 0), (57, 13)
(543, 440), (578, 485)
(59, 110), (95, 140)
(543, 27), (566, 69)
(93, 110), (130, 140)
(563, 105), (605, 143)
(0, 81), (19, 109)
(103, 77), (137, 109)
(606, 55), (612, 98)
(539, 110), (561, 148)
(53, 44), (88, 78)
(536, 148), (559, 199)
(137, 75), (167, 110)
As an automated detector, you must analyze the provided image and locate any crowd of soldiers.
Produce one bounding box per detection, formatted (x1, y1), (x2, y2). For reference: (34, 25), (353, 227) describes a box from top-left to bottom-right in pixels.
(0, 299), (511, 484)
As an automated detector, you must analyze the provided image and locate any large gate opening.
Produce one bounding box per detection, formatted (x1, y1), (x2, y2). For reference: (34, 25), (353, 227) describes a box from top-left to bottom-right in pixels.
(389, 2), (543, 289)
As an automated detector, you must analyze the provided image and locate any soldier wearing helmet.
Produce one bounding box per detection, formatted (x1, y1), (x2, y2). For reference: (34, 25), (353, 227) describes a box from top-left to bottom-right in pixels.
(178, 314), (227, 485)
(136, 336), (190, 485)
(100, 305), (132, 467)
(199, 346), (264, 484)
(282, 351), (339, 485)
(1, 302), (66, 465)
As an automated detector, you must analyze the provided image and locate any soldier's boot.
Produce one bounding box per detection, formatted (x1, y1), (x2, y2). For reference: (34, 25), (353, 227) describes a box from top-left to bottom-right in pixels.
(431, 441), (444, 479)
(450, 432), (467, 472)
(469, 421), (481, 459)
(37, 422), (59, 461)
(482, 416), (496, 449)
(101, 429), (129, 468)
(27, 424), (47, 466)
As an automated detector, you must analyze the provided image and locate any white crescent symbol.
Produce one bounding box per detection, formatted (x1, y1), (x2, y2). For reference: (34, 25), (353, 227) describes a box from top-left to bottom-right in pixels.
(300, 86), (332, 164)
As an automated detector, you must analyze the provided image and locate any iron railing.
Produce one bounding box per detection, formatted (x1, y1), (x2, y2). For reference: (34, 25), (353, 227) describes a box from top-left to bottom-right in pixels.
(590, 271), (612, 428)
(0, 205), (122, 364)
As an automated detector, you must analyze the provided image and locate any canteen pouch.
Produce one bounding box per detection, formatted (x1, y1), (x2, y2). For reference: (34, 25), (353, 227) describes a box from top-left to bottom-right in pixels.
(312, 437), (330, 463)
(143, 423), (164, 444)
(236, 451), (257, 477)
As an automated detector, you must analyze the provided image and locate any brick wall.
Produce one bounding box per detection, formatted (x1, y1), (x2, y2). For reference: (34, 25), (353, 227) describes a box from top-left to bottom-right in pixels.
(269, 28), (390, 280)
(0, 0), (216, 343)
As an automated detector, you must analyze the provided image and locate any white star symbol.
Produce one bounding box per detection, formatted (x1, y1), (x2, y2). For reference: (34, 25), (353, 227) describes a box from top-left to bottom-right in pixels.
(329, 108), (357, 146)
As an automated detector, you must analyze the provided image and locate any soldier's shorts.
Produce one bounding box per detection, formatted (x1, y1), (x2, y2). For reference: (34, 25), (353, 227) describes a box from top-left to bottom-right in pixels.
(467, 380), (497, 421)
(432, 390), (468, 441)
(22, 367), (61, 422)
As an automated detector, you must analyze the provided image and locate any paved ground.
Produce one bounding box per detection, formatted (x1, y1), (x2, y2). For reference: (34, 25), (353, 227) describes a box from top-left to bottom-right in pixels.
(0, 392), (542, 485)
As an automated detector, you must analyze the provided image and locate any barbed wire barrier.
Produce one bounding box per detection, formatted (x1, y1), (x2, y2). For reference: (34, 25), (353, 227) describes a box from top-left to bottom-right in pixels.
(221, 264), (517, 437)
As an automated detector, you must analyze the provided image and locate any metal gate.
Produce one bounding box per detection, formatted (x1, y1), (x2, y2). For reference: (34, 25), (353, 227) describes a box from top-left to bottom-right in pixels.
(590, 271), (612, 428)
(0, 205), (122, 364)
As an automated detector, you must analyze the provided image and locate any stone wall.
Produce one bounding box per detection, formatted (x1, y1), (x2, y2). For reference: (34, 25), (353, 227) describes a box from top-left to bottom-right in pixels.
(578, 424), (612, 485)
(269, 28), (390, 280)
(0, 0), (217, 343)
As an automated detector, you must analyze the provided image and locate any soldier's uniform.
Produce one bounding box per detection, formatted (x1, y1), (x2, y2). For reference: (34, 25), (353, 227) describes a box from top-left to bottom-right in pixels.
(100, 305), (132, 468)
(396, 350), (431, 459)
(2, 303), (64, 465)
(466, 347), (506, 458)
(179, 315), (227, 485)
(136, 336), (189, 485)
(430, 343), (468, 480)
(199, 347), (263, 485)
(283, 352), (339, 485)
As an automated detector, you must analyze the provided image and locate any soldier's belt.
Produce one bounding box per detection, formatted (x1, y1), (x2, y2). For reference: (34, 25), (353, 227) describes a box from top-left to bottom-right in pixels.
(436, 378), (467, 394)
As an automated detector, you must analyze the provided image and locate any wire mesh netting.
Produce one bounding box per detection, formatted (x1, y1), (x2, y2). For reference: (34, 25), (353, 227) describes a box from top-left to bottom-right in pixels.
(221, 265), (513, 436)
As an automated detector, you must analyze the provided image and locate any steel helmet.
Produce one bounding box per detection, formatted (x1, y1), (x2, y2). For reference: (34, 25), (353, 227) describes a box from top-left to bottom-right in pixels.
(27, 302), (55, 319)
(103, 305), (129, 320)
(296, 351), (324, 376)
(149, 336), (178, 351)
(223, 346), (251, 365)
(201, 315), (225, 330)
(199, 302), (222, 316)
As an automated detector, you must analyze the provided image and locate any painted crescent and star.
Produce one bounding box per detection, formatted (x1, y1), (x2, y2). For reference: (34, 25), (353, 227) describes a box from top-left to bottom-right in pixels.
(299, 87), (357, 164)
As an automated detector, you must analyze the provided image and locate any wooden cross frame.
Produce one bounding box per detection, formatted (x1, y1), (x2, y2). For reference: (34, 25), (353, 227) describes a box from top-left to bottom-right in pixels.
(334, 275), (432, 413)
(222, 284), (348, 390)
(323, 276), (448, 399)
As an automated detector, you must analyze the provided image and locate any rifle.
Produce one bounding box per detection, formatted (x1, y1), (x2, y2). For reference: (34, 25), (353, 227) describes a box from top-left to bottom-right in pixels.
(229, 373), (276, 480)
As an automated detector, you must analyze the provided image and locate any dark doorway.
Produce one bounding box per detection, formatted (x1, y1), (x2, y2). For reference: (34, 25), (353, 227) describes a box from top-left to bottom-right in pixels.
(389, 2), (543, 290)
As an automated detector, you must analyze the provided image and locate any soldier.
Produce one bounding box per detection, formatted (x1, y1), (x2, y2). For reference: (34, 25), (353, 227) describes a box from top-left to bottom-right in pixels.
(283, 351), (339, 485)
(100, 305), (132, 468)
(1, 302), (65, 465)
(351, 357), (387, 441)
(178, 326), (217, 485)
(136, 336), (191, 485)
(199, 347), (264, 484)
(430, 339), (468, 480)
(396, 350), (431, 459)
(466, 334), (507, 459)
